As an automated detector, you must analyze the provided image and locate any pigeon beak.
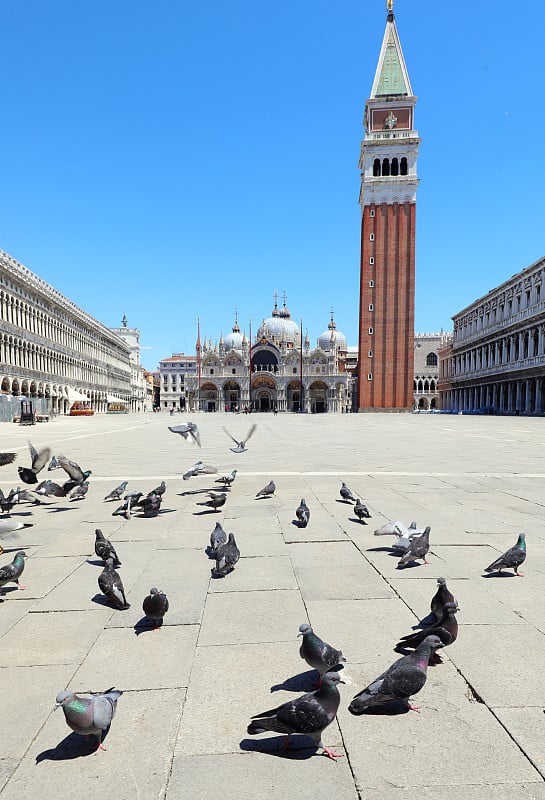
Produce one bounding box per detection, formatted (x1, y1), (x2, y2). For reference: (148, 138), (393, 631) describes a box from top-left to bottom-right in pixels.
(54, 703), (61, 712)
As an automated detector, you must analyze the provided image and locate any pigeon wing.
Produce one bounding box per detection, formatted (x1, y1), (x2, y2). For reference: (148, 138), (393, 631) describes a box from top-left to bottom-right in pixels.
(57, 455), (84, 482)
(0, 452), (16, 466)
(222, 427), (239, 445)
(30, 443), (51, 474)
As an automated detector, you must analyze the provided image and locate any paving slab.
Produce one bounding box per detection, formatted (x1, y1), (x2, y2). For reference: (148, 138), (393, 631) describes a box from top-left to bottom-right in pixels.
(2, 556), (83, 601)
(208, 555), (297, 593)
(361, 785), (545, 800)
(1, 688), (185, 800)
(493, 707), (545, 779)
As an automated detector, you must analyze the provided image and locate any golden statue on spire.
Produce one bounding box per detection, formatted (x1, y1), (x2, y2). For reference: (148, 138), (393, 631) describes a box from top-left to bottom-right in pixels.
(387, 0), (393, 11)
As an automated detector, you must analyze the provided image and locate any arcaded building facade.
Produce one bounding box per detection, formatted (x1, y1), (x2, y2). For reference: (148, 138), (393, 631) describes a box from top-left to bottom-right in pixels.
(438, 255), (545, 414)
(413, 332), (444, 410)
(0, 248), (132, 417)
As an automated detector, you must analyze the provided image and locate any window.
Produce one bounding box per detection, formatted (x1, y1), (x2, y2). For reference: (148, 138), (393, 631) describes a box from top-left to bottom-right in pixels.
(369, 257), (374, 265)
(367, 373), (373, 380)
(232, 368), (236, 374)
(370, 208), (375, 217)
(368, 303), (374, 311)
(368, 349), (373, 357)
(382, 158), (390, 176)
(373, 159), (380, 177)
(368, 327), (374, 335)
(400, 157), (408, 175)
(369, 279), (374, 288)
(426, 352), (438, 366)
(210, 368), (214, 374)
(369, 233), (375, 241)
(391, 157), (399, 176)
(293, 367), (297, 373)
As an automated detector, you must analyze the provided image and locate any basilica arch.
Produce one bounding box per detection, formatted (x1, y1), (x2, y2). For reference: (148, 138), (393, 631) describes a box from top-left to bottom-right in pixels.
(251, 374), (276, 412)
(309, 381), (328, 413)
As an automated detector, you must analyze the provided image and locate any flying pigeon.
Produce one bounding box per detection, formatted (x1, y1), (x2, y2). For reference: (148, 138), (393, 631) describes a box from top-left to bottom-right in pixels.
(395, 602), (459, 658)
(142, 588), (169, 629)
(6, 487), (40, 506)
(374, 520), (416, 536)
(429, 577), (458, 624)
(397, 526), (431, 568)
(215, 469), (237, 487)
(247, 671), (344, 760)
(0, 488), (17, 514)
(0, 519), (33, 543)
(70, 481), (89, 501)
(214, 532), (240, 576)
(391, 524), (424, 554)
(168, 422), (201, 447)
(0, 551), (27, 592)
(209, 521), (227, 554)
(339, 482), (357, 503)
(98, 558), (130, 609)
(197, 492), (226, 512)
(484, 533), (526, 576)
(47, 454), (60, 471)
(182, 461), (218, 480)
(296, 499), (310, 527)
(34, 480), (66, 498)
(256, 480), (275, 499)
(354, 498), (370, 522)
(348, 635), (444, 714)
(55, 687), (123, 751)
(0, 451), (16, 466)
(94, 529), (121, 567)
(104, 481), (128, 501)
(298, 623), (345, 685)
(223, 424), (256, 453)
(18, 441), (51, 484)
(57, 454), (92, 486)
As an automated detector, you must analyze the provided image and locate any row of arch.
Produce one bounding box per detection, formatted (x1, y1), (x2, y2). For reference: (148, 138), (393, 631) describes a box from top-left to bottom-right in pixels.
(446, 325), (545, 377)
(441, 377), (545, 415)
(186, 378), (347, 414)
(373, 157), (408, 177)
(1, 374), (128, 414)
(414, 378), (437, 393)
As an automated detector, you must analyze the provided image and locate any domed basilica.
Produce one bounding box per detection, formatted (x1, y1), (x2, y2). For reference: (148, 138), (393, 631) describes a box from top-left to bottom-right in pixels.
(185, 296), (350, 413)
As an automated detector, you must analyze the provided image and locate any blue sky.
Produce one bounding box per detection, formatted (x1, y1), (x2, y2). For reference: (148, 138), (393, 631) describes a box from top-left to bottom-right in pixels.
(1, 1), (543, 371)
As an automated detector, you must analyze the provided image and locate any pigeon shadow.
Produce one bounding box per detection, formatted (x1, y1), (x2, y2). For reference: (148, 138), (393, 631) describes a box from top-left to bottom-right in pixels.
(90, 593), (117, 609)
(270, 670), (320, 693)
(134, 616), (162, 635)
(481, 571), (516, 578)
(194, 509), (224, 516)
(179, 488), (221, 497)
(46, 507), (74, 513)
(348, 700), (411, 716)
(291, 519), (308, 528)
(349, 518), (367, 525)
(86, 559), (107, 567)
(366, 546), (396, 554)
(336, 499), (353, 505)
(254, 496), (273, 501)
(1, 510), (34, 518)
(239, 736), (318, 759)
(36, 730), (110, 762)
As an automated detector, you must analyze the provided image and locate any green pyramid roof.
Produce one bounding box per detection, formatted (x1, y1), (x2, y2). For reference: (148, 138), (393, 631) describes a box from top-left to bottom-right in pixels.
(371, 13), (412, 98)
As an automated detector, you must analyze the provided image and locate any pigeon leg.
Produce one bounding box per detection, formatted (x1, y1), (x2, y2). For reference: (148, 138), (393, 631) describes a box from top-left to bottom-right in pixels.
(515, 570), (524, 576)
(423, 559), (430, 565)
(321, 747), (343, 760)
(407, 703), (421, 712)
(18, 584), (27, 590)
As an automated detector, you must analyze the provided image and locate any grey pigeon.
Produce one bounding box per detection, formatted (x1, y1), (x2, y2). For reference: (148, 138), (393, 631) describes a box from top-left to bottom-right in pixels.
(0, 488), (17, 513)
(0, 551), (27, 592)
(197, 492), (226, 512)
(183, 461), (218, 480)
(296, 499), (310, 527)
(298, 623), (345, 684)
(223, 424), (256, 453)
(148, 480), (166, 498)
(0, 451), (16, 467)
(395, 602), (459, 658)
(348, 635), (444, 714)
(214, 532), (240, 576)
(18, 441), (51, 484)
(57, 454), (92, 485)
(70, 481), (89, 501)
(340, 482), (357, 503)
(397, 526), (431, 568)
(429, 577), (458, 624)
(98, 558), (130, 609)
(142, 587), (169, 629)
(112, 491), (143, 519)
(168, 422), (201, 447)
(94, 529), (121, 567)
(215, 469), (237, 487)
(47, 454), (60, 471)
(256, 480), (275, 499)
(138, 492), (162, 517)
(210, 521), (227, 554)
(55, 687), (122, 751)
(354, 498), (370, 522)
(391, 523), (423, 554)
(34, 479), (66, 497)
(484, 533), (526, 576)
(374, 520), (414, 536)
(247, 671), (344, 760)
(8, 487), (40, 506)
(104, 481), (128, 501)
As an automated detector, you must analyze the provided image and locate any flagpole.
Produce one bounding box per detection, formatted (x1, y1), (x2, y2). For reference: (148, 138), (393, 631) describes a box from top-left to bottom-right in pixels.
(196, 317), (201, 412)
(300, 317), (304, 413)
(249, 318), (252, 412)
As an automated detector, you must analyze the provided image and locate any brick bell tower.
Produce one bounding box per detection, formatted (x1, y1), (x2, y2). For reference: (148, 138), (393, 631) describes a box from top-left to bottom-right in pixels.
(357, 1), (420, 411)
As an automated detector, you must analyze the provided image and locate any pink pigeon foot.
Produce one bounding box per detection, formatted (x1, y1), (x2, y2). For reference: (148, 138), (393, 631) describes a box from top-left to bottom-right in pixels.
(515, 570), (524, 576)
(322, 747), (343, 760)
(408, 703), (421, 712)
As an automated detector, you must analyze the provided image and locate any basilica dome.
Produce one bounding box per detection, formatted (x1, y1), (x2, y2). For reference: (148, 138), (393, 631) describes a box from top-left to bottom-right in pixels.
(257, 301), (300, 345)
(318, 314), (347, 352)
(224, 318), (244, 352)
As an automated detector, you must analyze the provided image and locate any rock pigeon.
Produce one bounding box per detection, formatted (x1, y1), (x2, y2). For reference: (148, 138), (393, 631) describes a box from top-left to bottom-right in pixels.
(348, 635), (444, 714)
(374, 520), (411, 536)
(340, 482), (357, 503)
(0, 451), (16, 467)
(142, 588), (169, 629)
(55, 687), (123, 751)
(484, 533), (526, 576)
(98, 558), (130, 609)
(214, 532), (240, 575)
(168, 422), (201, 447)
(112, 491), (143, 519)
(298, 623), (345, 684)
(7, 487), (40, 506)
(70, 481), (89, 501)
(57, 454), (92, 486)
(0, 551), (27, 592)
(18, 441), (51, 484)
(215, 469), (237, 487)
(104, 481), (128, 501)
(47, 454), (60, 471)
(137, 492), (162, 517)
(354, 498), (370, 522)
(210, 521), (227, 554)
(34, 479), (66, 498)
(223, 424), (256, 453)
(0, 488), (17, 514)
(247, 671), (344, 760)
(197, 492), (226, 512)
(256, 480), (275, 499)
(94, 529), (121, 567)
(397, 526), (431, 568)
(395, 602), (459, 658)
(296, 499), (310, 527)
(148, 481), (166, 498)
(429, 577), (458, 624)
(182, 461), (218, 480)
